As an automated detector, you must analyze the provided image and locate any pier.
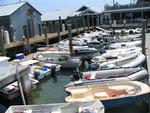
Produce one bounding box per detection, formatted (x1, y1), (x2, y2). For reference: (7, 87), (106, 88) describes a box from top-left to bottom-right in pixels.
(4, 27), (91, 49)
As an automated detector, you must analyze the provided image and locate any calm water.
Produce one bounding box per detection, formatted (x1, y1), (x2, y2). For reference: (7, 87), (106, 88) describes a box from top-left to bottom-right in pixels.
(28, 69), (149, 113)
(29, 69), (73, 104)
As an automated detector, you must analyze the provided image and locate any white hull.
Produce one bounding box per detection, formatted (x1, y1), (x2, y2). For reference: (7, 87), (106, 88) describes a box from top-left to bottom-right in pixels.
(65, 67), (148, 87)
(99, 53), (145, 69)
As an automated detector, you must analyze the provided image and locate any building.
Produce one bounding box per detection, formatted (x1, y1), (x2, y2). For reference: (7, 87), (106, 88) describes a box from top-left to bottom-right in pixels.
(0, 2), (41, 42)
(41, 5), (101, 33)
(101, 0), (150, 28)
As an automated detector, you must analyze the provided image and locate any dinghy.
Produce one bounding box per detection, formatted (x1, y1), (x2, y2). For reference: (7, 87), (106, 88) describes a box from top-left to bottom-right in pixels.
(99, 53), (145, 69)
(92, 47), (142, 63)
(5, 100), (104, 113)
(20, 59), (61, 80)
(109, 40), (141, 49)
(65, 67), (148, 88)
(65, 81), (150, 108)
(34, 51), (81, 68)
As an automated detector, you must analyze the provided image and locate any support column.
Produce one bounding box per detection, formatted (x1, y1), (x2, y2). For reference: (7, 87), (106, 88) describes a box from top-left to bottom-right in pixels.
(20, 67), (31, 104)
(59, 16), (62, 32)
(96, 14), (100, 26)
(87, 15), (90, 31)
(68, 24), (73, 56)
(82, 16), (86, 32)
(42, 23), (48, 46)
(92, 15), (95, 29)
(57, 21), (61, 42)
(119, 13), (122, 21)
(142, 19), (146, 55)
(75, 15), (79, 35)
(0, 27), (6, 56)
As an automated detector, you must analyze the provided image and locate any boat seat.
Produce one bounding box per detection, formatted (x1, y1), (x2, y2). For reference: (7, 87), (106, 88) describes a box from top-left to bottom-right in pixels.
(94, 92), (108, 99)
(126, 87), (136, 95)
(72, 88), (91, 98)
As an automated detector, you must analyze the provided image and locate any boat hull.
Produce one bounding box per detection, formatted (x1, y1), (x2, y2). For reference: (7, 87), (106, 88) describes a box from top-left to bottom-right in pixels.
(101, 93), (150, 108)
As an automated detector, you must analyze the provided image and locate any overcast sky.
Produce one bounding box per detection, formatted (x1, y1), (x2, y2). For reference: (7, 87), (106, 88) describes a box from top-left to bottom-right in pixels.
(0, 0), (132, 12)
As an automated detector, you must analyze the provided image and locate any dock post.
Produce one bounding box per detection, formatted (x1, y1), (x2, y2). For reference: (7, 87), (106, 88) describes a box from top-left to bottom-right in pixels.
(82, 16), (86, 33)
(92, 15), (94, 29)
(87, 15), (90, 31)
(59, 16), (62, 32)
(75, 15), (79, 36)
(0, 27), (6, 56)
(67, 24), (73, 56)
(142, 19), (146, 55)
(42, 23), (48, 47)
(57, 21), (61, 42)
(19, 67), (31, 104)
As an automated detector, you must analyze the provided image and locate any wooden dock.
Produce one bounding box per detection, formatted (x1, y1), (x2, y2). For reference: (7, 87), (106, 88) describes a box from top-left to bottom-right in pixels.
(4, 27), (90, 49)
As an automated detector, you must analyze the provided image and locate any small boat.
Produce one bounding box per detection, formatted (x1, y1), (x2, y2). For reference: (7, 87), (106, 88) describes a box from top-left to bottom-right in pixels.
(5, 100), (104, 113)
(20, 59), (61, 80)
(109, 40), (141, 49)
(92, 47), (142, 63)
(35, 51), (81, 68)
(73, 46), (97, 54)
(65, 81), (150, 108)
(0, 82), (19, 100)
(57, 44), (98, 55)
(0, 78), (39, 100)
(65, 67), (148, 88)
(99, 53), (145, 69)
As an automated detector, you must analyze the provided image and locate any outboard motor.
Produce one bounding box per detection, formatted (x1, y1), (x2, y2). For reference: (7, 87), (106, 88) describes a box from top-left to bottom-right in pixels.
(72, 68), (83, 81)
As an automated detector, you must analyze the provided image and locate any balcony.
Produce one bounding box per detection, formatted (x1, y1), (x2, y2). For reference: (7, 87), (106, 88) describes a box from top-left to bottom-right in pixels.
(105, 2), (150, 11)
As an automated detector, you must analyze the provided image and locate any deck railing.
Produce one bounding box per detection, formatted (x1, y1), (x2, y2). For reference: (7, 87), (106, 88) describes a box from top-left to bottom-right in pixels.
(105, 2), (150, 11)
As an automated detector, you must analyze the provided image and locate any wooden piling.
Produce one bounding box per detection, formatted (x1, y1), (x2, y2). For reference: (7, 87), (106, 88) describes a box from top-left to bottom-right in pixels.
(75, 15), (79, 35)
(57, 21), (61, 42)
(92, 15), (94, 29)
(59, 16), (62, 32)
(82, 16), (86, 33)
(142, 19), (146, 55)
(42, 23), (48, 46)
(96, 14), (100, 26)
(87, 15), (90, 31)
(67, 24), (73, 56)
(0, 27), (6, 56)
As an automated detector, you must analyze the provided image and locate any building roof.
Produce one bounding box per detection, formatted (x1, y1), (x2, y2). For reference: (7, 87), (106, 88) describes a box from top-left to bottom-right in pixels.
(77, 5), (102, 13)
(0, 2), (41, 17)
(42, 5), (102, 21)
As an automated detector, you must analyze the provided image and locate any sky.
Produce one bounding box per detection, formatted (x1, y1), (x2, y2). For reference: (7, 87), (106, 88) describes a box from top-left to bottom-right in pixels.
(0, 0), (132, 12)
